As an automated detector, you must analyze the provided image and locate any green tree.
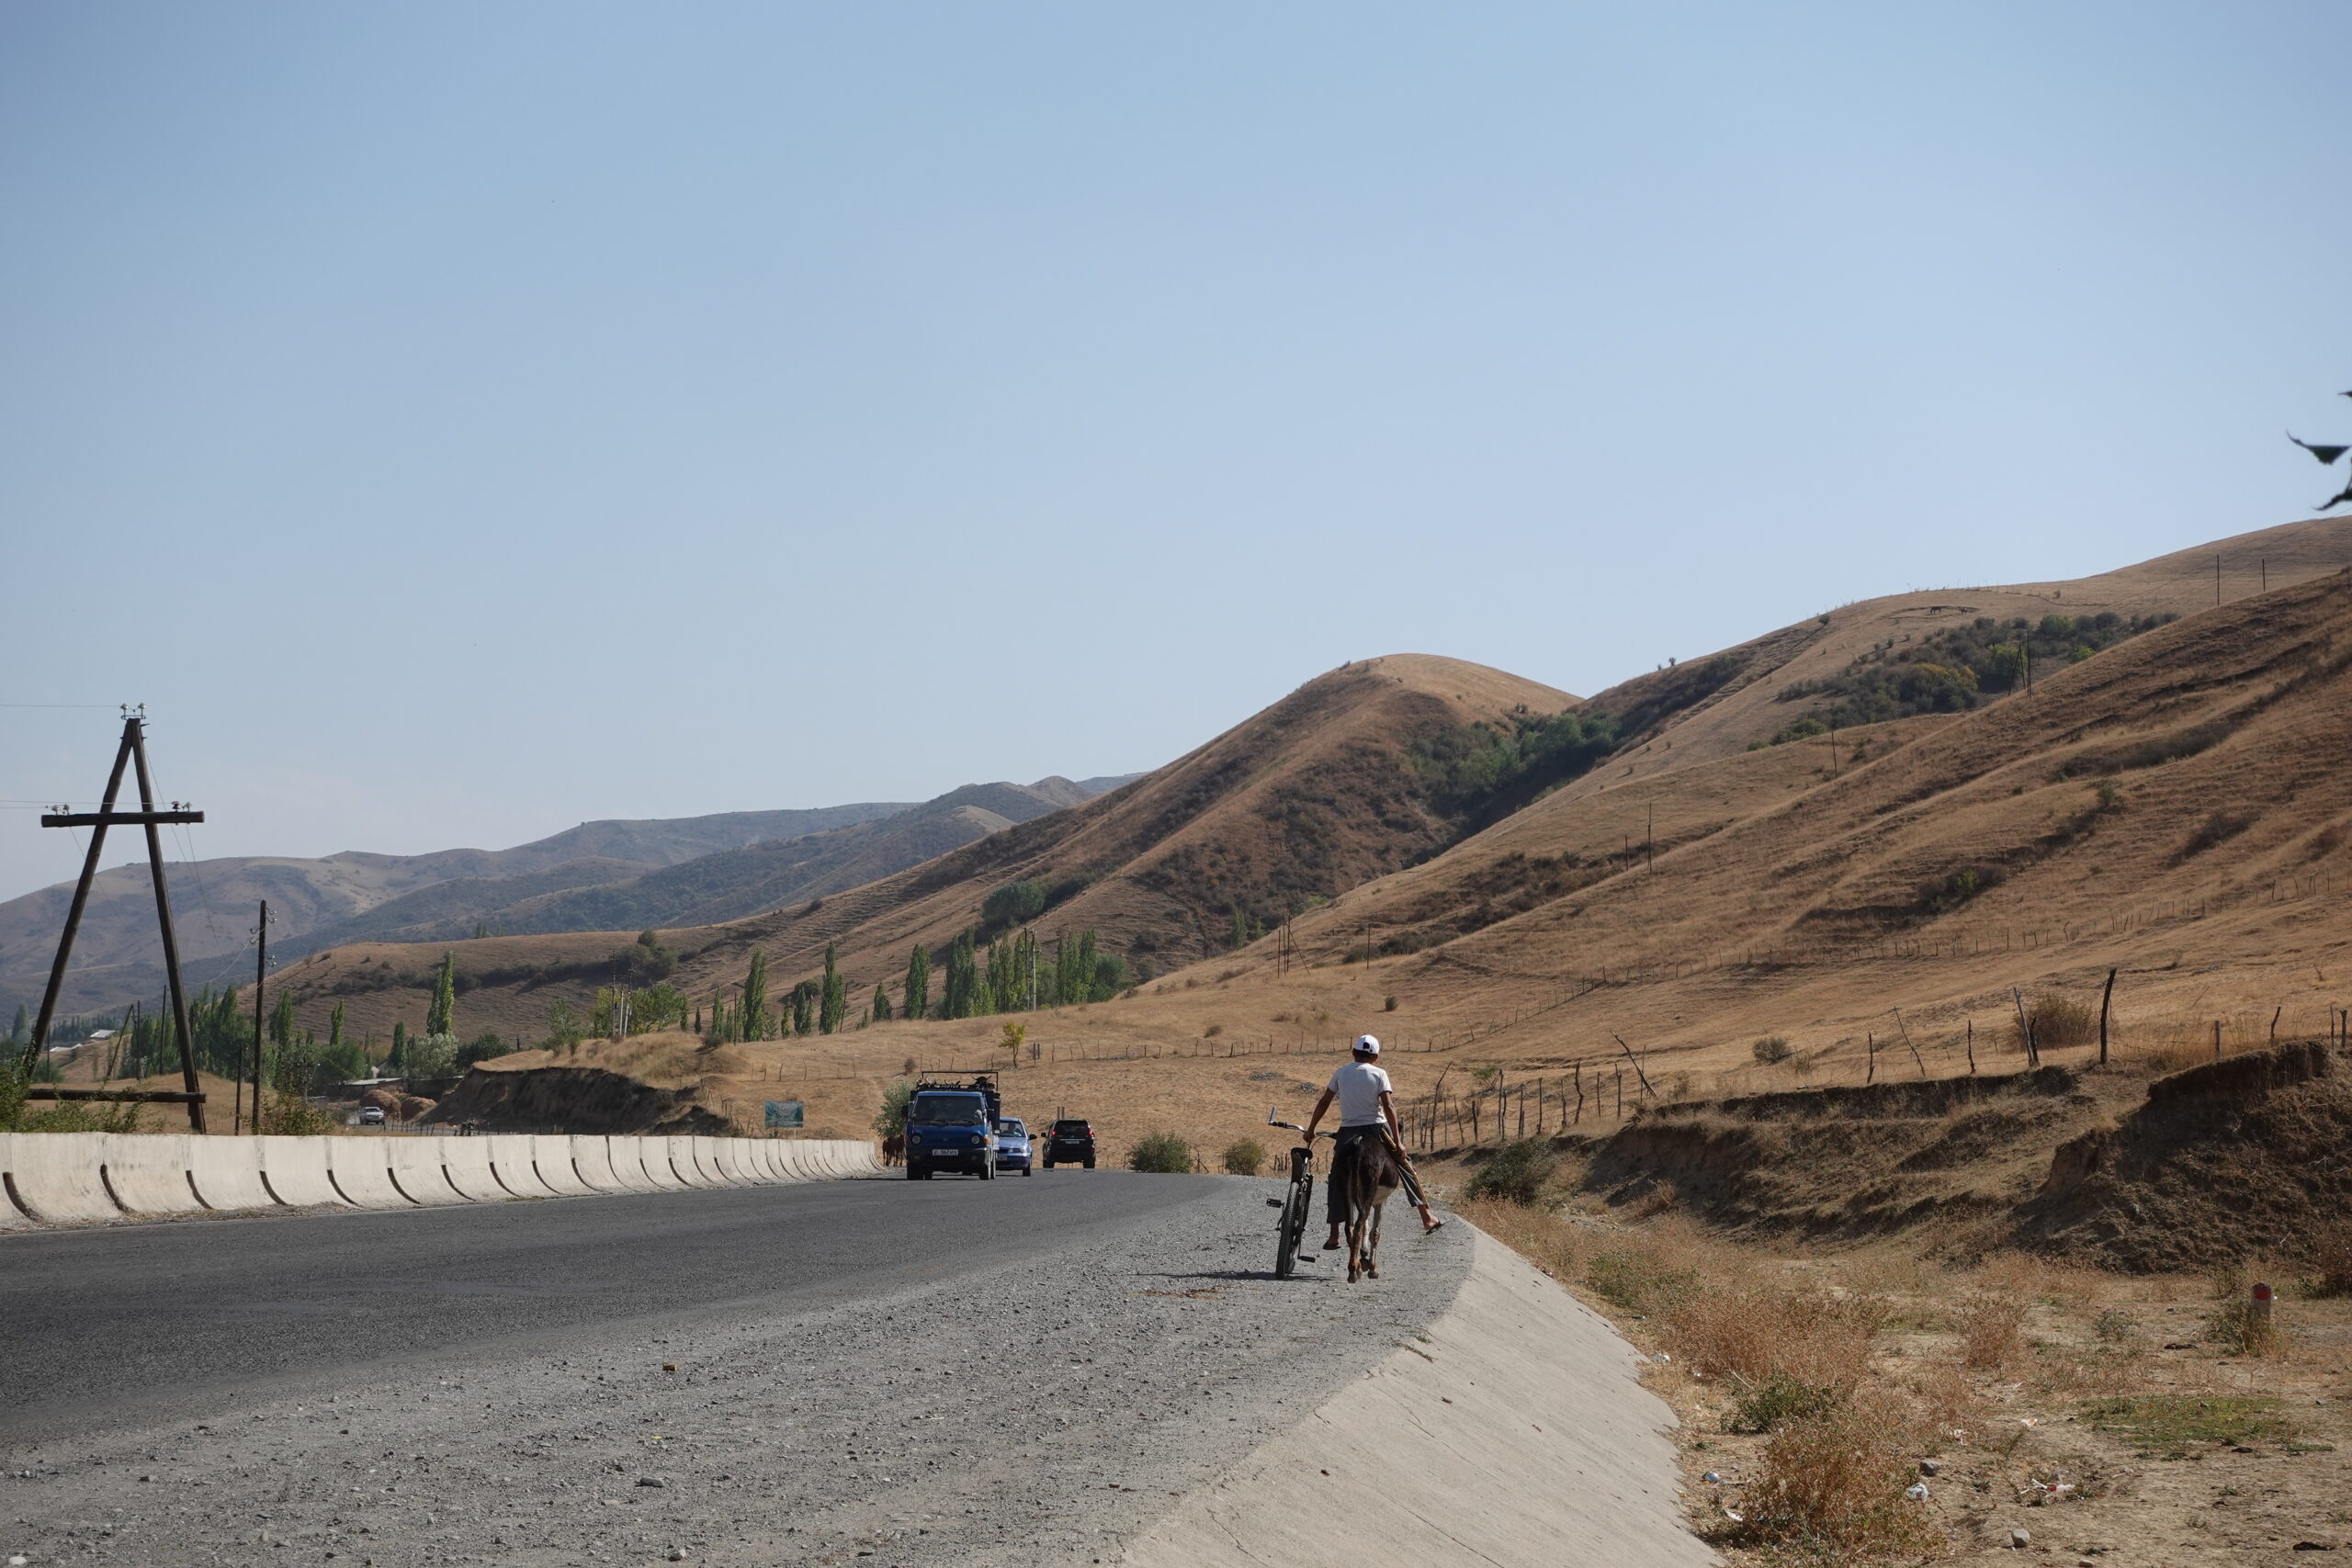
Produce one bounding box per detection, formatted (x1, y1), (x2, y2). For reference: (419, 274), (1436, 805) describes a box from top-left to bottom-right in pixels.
(903, 945), (931, 1021)
(870, 983), (892, 1024)
(790, 979), (818, 1037)
(820, 943), (846, 1034)
(425, 952), (457, 1038)
(741, 950), (769, 1042)
(390, 1020), (408, 1068)
(874, 1078), (913, 1140)
(545, 999), (584, 1050)
(8, 1003), (27, 1046)
(1053, 930), (1101, 1005)
(941, 931), (981, 1020)
(268, 990), (295, 1049)
(328, 1000), (346, 1052)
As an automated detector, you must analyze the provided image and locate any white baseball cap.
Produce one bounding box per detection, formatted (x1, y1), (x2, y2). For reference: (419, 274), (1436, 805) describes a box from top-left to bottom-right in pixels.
(1353, 1034), (1381, 1055)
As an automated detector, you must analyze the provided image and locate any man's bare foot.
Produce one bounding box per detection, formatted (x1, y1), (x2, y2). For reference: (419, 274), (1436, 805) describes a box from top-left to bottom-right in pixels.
(1419, 1212), (1444, 1233)
(1323, 1232), (1343, 1250)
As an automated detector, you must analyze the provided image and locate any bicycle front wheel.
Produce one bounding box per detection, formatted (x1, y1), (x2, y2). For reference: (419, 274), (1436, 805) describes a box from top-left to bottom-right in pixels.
(1274, 1183), (1306, 1278)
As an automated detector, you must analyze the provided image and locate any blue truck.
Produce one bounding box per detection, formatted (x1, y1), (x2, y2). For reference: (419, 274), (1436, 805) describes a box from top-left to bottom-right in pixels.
(902, 1072), (1002, 1181)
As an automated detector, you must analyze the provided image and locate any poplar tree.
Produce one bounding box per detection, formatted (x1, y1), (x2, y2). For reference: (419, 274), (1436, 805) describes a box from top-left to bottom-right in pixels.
(942, 931), (981, 1019)
(328, 1001), (346, 1050)
(741, 951), (769, 1042)
(790, 980), (817, 1037)
(269, 990), (296, 1048)
(870, 984), (891, 1024)
(425, 953), (458, 1037)
(8, 1003), (27, 1045)
(904, 945), (931, 1021)
(390, 1021), (408, 1067)
(819, 943), (846, 1034)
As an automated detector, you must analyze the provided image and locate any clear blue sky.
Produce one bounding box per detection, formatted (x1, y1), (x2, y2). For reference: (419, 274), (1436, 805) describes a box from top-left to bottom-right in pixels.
(4, 1), (2347, 901)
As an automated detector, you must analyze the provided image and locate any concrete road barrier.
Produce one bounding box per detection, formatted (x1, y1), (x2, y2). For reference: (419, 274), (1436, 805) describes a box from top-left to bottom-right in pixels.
(598, 1137), (656, 1192)
(691, 1137), (739, 1187)
(256, 1137), (353, 1210)
(439, 1139), (510, 1202)
(673, 1142), (715, 1189)
(528, 1135), (597, 1197)
(5, 1131), (122, 1222)
(718, 1140), (767, 1185)
(570, 1136), (630, 1193)
(629, 1136), (691, 1191)
(0, 1126), (898, 1237)
(187, 1137), (276, 1211)
(98, 1134), (206, 1216)
(323, 1137), (418, 1210)
(0, 1136), (36, 1229)
(383, 1139), (469, 1205)
(482, 1134), (557, 1198)
(657, 1134), (706, 1189)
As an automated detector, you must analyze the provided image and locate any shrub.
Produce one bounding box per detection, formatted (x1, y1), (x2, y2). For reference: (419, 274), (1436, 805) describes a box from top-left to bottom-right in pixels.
(2209, 1297), (2288, 1358)
(2010, 993), (2098, 1053)
(1221, 1138), (1267, 1177)
(1464, 1139), (1557, 1205)
(1957, 1292), (2029, 1369)
(2310, 1221), (2352, 1298)
(2185, 810), (2254, 856)
(1128, 1132), (1193, 1174)
(1727, 1372), (1842, 1434)
(1586, 1246), (1701, 1314)
(456, 1032), (517, 1070)
(1742, 1387), (1940, 1555)
(873, 1079), (912, 1139)
(1751, 1035), (1793, 1066)
(980, 879), (1047, 930)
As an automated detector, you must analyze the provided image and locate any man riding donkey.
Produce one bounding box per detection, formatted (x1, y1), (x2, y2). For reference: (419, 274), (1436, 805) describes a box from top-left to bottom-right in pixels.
(1300, 1034), (1442, 1274)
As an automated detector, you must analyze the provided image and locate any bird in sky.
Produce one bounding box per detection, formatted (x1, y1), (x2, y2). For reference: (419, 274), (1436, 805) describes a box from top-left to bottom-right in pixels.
(2322, 479), (2352, 512)
(2290, 433), (2350, 464)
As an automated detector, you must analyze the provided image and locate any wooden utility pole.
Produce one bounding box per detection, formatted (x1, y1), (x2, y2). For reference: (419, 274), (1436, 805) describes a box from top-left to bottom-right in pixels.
(25, 709), (207, 1131)
(1611, 1032), (1656, 1099)
(2098, 968), (2117, 1066)
(2012, 987), (2039, 1068)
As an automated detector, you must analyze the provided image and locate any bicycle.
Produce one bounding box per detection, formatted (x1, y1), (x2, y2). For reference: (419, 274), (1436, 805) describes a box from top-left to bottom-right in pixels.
(1262, 1109), (1329, 1279)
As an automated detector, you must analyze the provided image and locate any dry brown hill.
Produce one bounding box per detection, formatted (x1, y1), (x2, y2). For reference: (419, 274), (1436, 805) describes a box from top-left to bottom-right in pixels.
(262, 653), (1573, 1042)
(1571, 513), (2352, 795)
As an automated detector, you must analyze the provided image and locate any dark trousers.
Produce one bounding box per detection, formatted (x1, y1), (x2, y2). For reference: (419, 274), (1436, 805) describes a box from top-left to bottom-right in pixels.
(1326, 1125), (1426, 1226)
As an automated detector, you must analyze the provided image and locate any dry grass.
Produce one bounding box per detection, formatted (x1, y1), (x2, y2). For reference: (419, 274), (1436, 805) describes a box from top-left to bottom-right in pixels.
(1955, 1292), (2030, 1370)
(1668, 1281), (1885, 1397)
(2308, 1220), (2352, 1297)
(1738, 1384), (1942, 1558)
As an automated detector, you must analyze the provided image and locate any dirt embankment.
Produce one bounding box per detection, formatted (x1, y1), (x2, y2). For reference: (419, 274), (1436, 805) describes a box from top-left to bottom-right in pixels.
(2020, 1039), (2352, 1269)
(425, 1064), (732, 1134)
(1575, 1041), (2351, 1270)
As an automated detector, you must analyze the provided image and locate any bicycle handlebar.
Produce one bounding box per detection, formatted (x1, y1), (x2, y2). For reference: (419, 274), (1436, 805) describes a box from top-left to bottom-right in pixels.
(1265, 1109), (1329, 1138)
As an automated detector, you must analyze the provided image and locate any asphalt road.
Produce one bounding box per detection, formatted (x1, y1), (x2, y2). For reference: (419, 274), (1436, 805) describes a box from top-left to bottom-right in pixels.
(1, 1168), (1472, 1567)
(0, 1168), (1225, 1442)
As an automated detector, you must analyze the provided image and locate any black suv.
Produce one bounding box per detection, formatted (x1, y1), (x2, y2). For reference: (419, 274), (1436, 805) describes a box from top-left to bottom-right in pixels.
(1041, 1119), (1095, 1169)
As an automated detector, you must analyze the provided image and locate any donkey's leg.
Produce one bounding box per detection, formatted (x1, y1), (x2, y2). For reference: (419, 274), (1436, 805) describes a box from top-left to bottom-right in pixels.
(1364, 1193), (1387, 1279)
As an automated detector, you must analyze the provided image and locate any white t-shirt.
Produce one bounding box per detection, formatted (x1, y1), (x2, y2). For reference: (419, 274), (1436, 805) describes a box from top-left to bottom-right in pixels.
(1327, 1060), (1393, 1127)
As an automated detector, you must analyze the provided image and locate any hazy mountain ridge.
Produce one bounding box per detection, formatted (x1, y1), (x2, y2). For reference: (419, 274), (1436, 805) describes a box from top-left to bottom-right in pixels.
(4, 780), (1138, 1021)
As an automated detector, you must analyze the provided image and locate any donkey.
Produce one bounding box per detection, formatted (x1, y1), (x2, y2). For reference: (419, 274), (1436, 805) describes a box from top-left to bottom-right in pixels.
(881, 1132), (906, 1167)
(1336, 1133), (1403, 1282)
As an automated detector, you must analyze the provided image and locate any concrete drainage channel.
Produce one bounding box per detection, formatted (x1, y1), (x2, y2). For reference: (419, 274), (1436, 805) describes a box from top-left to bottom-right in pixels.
(0, 1131), (879, 1228)
(1118, 1228), (1714, 1568)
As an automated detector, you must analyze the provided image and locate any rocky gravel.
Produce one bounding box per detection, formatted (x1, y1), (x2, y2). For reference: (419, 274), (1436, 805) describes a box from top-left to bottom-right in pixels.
(2, 1177), (1469, 1567)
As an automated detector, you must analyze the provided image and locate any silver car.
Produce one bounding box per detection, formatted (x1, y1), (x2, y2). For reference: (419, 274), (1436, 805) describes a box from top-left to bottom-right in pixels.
(993, 1118), (1033, 1175)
